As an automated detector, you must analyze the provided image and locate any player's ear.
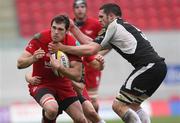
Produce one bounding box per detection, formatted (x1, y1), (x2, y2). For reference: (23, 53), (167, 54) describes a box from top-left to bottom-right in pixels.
(109, 12), (115, 20)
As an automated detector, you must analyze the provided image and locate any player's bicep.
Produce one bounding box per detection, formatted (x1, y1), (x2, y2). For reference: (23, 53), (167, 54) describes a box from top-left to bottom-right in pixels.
(95, 23), (117, 49)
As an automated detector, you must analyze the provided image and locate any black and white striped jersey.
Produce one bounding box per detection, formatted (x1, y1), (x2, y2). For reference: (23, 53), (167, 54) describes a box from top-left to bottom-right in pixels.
(94, 18), (164, 68)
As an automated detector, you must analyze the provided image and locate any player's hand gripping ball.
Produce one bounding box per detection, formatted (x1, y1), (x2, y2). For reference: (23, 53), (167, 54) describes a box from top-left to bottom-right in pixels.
(51, 51), (70, 77)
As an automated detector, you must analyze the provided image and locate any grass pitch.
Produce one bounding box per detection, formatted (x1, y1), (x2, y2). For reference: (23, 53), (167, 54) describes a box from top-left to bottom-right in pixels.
(24, 116), (180, 123)
(107, 116), (180, 123)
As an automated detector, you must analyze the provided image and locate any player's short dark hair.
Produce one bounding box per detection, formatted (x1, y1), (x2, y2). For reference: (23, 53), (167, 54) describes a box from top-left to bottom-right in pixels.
(100, 3), (122, 17)
(51, 15), (70, 30)
(73, 0), (87, 8)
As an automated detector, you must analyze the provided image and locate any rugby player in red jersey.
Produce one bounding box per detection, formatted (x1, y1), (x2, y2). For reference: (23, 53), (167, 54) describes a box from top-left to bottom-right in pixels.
(25, 52), (106, 123)
(50, 53), (106, 123)
(17, 15), (88, 123)
(72, 0), (109, 112)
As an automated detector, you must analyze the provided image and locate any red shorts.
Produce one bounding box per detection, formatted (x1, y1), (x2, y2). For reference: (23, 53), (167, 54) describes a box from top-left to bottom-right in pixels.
(29, 83), (77, 102)
(84, 68), (101, 90)
(82, 87), (90, 100)
(77, 87), (90, 104)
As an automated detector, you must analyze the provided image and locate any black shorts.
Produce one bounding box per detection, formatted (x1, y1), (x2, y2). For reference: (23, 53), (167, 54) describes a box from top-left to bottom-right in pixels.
(34, 88), (79, 114)
(77, 94), (87, 104)
(116, 61), (167, 104)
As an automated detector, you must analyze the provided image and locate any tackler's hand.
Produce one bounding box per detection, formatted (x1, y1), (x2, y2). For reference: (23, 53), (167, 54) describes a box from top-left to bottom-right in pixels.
(69, 19), (76, 30)
(48, 42), (61, 53)
(95, 54), (104, 65)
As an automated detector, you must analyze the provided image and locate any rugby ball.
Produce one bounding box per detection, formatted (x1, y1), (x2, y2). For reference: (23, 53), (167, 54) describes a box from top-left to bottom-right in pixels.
(51, 51), (70, 77)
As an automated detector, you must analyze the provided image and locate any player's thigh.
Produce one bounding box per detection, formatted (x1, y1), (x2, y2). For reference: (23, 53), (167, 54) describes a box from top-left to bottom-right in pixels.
(36, 88), (58, 110)
(65, 100), (84, 119)
(31, 87), (59, 112)
(31, 87), (56, 106)
(82, 100), (95, 113)
(82, 100), (100, 122)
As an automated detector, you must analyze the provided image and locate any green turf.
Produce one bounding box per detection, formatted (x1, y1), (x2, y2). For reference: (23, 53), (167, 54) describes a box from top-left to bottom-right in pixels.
(107, 116), (180, 123)
(24, 116), (180, 123)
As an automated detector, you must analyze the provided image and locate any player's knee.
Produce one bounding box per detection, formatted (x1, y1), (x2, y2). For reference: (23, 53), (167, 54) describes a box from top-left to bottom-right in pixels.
(86, 108), (99, 119)
(41, 97), (59, 119)
(44, 104), (59, 119)
(129, 103), (141, 111)
(87, 108), (97, 116)
(46, 107), (58, 119)
(112, 100), (127, 116)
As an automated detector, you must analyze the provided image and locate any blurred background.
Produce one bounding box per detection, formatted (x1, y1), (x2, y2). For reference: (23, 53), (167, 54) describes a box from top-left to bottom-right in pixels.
(0, 0), (180, 123)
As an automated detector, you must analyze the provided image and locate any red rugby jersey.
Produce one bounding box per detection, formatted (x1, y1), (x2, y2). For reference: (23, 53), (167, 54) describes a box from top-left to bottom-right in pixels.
(25, 29), (81, 87)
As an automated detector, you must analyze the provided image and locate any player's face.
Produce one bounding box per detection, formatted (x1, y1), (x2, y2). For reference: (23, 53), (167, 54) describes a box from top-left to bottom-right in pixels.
(74, 4), (87, 20)
(98, 10), (109, 27)
(51, 21), (67, 43)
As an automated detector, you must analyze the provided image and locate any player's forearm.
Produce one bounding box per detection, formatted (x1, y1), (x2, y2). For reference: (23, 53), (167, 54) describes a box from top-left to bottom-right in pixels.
(17, 56), (35, 69)
(60, 44), (95, 56)
(70, 25), (93, 44)
(72, 81), (84, 95)
(58, 67), (82, 82)
(98, 49), (110, 56)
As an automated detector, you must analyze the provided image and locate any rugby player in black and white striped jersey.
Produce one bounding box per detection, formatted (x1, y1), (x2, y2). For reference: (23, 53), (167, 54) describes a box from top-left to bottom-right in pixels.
(48, 3), (167, 123)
